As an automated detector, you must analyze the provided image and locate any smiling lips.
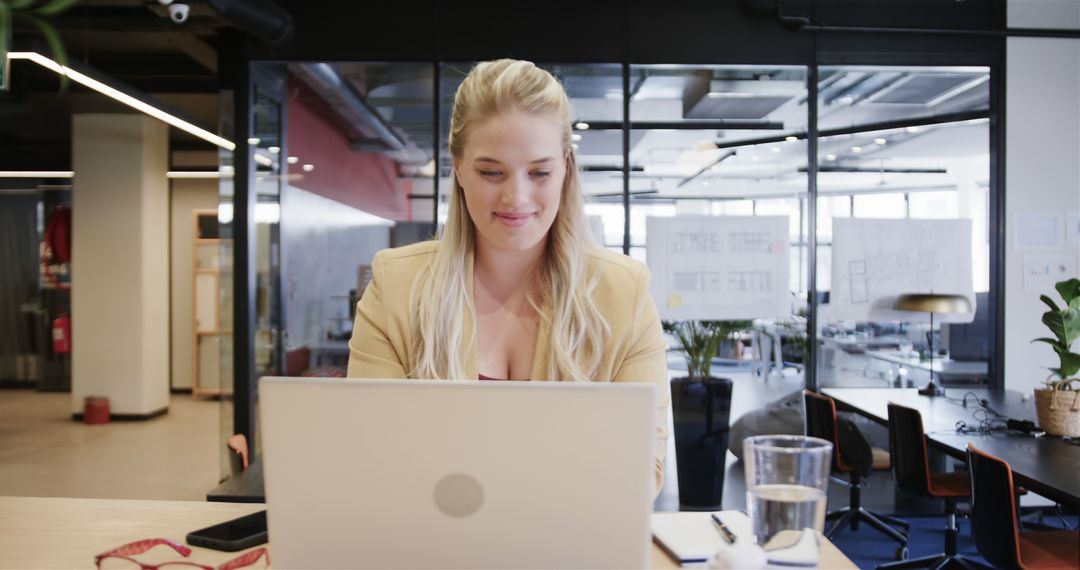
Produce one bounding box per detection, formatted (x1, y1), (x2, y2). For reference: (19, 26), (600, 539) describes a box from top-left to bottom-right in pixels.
(494, 212), (535, 228)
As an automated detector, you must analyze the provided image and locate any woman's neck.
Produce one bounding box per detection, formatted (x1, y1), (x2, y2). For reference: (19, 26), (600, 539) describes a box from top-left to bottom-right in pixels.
(473, 238), (545, 303)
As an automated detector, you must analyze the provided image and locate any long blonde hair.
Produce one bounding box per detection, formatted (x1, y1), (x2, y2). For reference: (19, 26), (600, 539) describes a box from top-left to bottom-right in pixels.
(408, 59), (610, 381)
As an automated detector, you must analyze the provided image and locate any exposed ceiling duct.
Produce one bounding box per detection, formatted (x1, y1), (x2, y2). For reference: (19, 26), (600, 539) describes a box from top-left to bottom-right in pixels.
(683, 77), (803, 120)
(291, 63), (429, 166)
(206, 0), (294, 46)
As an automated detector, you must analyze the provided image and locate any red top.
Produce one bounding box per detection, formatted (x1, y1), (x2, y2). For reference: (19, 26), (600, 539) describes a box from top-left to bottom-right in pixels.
(479, 373), (529, 381)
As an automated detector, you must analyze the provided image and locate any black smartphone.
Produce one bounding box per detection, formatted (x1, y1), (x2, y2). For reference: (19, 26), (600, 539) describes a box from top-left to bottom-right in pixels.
(186, 510), (268, 552)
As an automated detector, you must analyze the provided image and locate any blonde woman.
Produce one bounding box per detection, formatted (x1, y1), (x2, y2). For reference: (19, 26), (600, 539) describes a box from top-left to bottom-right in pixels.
(347, 59), (669, 492)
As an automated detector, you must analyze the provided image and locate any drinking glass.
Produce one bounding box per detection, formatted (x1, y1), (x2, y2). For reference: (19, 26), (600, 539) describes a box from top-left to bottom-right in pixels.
(743, 435), (832, 563)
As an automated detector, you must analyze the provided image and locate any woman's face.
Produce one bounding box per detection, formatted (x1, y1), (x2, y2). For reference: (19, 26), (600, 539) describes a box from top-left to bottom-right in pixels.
(455, 109), (566, 257)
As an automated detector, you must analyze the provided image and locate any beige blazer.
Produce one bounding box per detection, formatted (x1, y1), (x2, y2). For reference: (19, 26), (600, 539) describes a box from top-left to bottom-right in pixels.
(347, 240), (670, 493)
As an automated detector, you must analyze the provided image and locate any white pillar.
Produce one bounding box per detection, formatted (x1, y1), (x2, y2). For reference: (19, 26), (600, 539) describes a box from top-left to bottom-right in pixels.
(71, 114), (170, 417)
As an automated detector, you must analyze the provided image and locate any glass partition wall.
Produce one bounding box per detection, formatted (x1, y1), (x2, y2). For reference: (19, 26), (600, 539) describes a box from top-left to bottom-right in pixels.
(813, 65), (992, 391)
(221, 60), (997, 474)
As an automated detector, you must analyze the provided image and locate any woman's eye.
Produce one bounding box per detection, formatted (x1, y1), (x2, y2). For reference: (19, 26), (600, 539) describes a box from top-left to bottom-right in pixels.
(531, 171), (551, 178)
(479, 170), (501, 177)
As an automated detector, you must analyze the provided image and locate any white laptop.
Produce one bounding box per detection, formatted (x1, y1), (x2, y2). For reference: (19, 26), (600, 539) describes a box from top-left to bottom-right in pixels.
(259, 376), (657, 569)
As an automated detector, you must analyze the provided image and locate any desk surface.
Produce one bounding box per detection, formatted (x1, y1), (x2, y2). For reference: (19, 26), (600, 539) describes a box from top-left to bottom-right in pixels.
(822, 388), (1080, 507)
(864, 351), (988, 378)
(0, 496), (856, 569)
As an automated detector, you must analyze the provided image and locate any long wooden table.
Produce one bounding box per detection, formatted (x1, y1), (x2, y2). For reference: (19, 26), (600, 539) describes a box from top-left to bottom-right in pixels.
(0, 496), (856, 569)
(822, 387), (1080, 507)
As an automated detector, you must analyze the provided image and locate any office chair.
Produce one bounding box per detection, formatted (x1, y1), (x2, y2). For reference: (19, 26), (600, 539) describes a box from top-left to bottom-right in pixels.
(967, 445), (1079, 570)
(877, 403), (988, 570)
(803, 391), (909, 556)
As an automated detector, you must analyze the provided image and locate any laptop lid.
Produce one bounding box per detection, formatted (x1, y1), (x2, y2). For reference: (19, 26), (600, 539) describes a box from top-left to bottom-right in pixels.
(259, 377), (657, 569)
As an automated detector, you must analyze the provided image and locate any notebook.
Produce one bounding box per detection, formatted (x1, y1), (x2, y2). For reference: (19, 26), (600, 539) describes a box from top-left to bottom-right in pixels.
(650, 511), (751, 566)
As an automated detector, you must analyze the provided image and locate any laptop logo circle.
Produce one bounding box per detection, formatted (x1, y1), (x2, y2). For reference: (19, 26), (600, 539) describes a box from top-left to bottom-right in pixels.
(433, 473), (484, 517)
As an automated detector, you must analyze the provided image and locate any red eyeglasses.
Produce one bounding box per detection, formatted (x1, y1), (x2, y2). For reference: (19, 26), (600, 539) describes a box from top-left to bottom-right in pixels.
(94, 538), (269, 570)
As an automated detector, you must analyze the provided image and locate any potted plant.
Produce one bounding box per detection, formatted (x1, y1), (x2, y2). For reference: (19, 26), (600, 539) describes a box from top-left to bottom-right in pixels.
(663, 320), (736, 509)
(1031, 278), (1080, 437)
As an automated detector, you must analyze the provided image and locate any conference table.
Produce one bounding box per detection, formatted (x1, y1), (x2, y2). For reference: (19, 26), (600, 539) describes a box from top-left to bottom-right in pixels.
(822, 388), (1080, 507)
(0, 496), (857, 569)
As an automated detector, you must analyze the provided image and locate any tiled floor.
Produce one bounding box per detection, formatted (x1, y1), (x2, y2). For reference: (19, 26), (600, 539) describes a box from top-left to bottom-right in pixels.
(0, 390), (222, 500)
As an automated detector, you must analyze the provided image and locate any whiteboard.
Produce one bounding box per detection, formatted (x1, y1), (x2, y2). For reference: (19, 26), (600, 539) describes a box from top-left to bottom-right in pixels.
(646, 216), (791, 320)
(830, 218), (975, 323)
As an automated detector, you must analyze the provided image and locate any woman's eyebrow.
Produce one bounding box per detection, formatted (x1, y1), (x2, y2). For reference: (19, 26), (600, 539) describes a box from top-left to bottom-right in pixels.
(473, 156), (555, 165)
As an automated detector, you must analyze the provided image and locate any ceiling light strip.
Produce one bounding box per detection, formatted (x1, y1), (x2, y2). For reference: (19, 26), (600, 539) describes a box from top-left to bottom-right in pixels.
(0, 171), (75, 178)
(7, 52), (236, 151)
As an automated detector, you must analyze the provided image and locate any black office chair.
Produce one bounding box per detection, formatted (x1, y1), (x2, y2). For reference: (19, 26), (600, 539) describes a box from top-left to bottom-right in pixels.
(967, 445), (1079, 570)
(877, 403), (988, 570)
(803, 391), (909, 555)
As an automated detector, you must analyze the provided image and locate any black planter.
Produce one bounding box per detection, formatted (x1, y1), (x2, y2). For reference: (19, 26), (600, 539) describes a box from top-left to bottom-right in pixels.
(670, 376), (733, 509)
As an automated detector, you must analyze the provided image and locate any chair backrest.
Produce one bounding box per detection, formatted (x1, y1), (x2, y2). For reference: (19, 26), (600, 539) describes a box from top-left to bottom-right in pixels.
(887, 403), (932, 497)
(803, 390), (846, 471)
(966, 445), (1022, 570)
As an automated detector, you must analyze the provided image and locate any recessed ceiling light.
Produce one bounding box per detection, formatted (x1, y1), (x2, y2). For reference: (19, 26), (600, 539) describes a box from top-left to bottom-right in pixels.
(874, 138), (887, 145)
(247, 137), (260, 145)
(838, 96), (855, 105)
(906, 126), (920, 133)
(574, 122), (590, 131)
(571, 143), (579, 150)
(287, 156), (299, 164)
(268, 146), (281, 154)
(851, 146), (862, 153)
(572, 133), (582, 142)
(825, 154), (837, 161)
(302, 164), (315, 172)
(770, 147), (781, 154)
(785, 136), (798, 142)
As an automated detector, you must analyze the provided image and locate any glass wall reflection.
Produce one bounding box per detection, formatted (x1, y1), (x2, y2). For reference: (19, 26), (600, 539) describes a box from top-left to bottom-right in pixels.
(813, 65), (992, 391)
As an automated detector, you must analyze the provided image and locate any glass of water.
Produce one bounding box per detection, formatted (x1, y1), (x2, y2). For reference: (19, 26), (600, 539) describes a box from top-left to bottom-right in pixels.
(743, 435), (832, 563)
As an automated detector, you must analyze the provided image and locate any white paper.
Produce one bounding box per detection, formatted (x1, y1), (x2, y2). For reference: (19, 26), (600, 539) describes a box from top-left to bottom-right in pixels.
(646, 216), (790, 320)
(830, 218), (976, 323)
(1023, 253), (1078, 293)
(1013, 212), (1064, 250)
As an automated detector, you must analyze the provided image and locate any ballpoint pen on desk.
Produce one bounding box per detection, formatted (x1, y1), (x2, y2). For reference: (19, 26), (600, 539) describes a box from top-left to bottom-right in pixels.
(711, 513), (737, 544)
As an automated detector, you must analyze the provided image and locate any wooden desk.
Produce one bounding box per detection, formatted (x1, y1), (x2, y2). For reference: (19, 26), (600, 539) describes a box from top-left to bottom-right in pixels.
(822, 387), (1080, 507)
(0, 496), (856, 569)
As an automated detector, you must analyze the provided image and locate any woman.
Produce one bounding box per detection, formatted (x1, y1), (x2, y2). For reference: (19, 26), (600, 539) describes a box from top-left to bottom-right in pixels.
(347, 59), (669, 492)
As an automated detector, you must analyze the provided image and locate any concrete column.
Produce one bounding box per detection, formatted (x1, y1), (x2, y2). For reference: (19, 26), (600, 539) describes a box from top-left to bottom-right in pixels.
(71, 114), (170, 417)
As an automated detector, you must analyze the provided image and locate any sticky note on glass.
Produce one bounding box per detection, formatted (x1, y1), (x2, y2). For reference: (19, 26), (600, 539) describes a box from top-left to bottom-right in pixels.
(668, 293), (683, 308)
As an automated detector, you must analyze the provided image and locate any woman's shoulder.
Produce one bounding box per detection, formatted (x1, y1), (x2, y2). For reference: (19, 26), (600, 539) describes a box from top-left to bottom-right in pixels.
(370, 241), (440, 287)
(584, 247), (651, 282)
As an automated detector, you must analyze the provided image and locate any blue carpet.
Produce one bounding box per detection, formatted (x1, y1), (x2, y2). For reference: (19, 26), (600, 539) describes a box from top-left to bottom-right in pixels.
(830, 513), (1078, 569)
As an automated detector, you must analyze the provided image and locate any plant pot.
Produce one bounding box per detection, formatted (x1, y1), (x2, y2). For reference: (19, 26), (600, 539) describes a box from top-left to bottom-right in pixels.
(670, 376), (733, 509)
(1033, 388), (1080, 437)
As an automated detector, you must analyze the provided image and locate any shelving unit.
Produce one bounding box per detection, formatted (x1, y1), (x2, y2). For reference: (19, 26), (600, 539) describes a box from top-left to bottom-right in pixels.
(192, 209), (226, 398)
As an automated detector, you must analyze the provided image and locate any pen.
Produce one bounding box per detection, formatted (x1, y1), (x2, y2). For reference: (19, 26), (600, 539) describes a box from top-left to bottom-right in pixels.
(711, 513), (736, 544)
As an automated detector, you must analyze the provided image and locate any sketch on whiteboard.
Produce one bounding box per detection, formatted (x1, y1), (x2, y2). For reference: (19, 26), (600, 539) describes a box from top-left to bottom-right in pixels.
(830, 218), (975, 323)
(647, 216), (790, 320)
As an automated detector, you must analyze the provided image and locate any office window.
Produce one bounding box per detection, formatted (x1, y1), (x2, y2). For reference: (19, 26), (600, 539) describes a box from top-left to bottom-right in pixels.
(852, 193), (906, 218)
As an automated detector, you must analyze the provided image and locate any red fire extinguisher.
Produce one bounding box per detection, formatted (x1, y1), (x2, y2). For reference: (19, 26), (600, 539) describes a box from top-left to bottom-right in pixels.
(52, 313), (71, 354)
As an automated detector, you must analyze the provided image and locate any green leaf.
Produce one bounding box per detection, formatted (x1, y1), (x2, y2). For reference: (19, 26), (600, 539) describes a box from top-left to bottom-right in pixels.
(1032, 337), (1064, 348)
(1, 3), (10, 74)
(33, 0), (78, 16)
(1040, 295), (1061, 313)
(1051, 348), (1080, 378)
(1056, 278), (1080, 304)
(11, 0), (37, 10)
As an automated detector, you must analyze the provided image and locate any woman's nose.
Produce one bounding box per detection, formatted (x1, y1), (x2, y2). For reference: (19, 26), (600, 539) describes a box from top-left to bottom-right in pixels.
(500, 173), (530, 205)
